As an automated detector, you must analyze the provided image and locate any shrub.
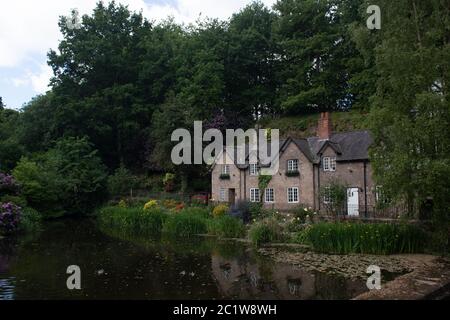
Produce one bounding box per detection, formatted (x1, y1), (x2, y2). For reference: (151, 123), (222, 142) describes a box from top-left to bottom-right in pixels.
(107, 166), (138, 197)
(306, 222), (427, 254)
(249, 218), (284, 246)
(249, 202), (263, 220)
(0, 202), (21, 234)
(181, 207), (210, 219)
(162, 213), (207, 237)
(208, 215), (245, 238)
(175, 202), (185, 212)
(143, 200), (158, 211)
(212, 204), (229, 218)
(292, 205), (316, 224)
(163, 173), (175, 192)
(19, 207), (42, 232)
(162, 199), (178, 209)
(0, 195), (27, 208)
(0, 172), (19, 194)
(98, 206), (167, 235)
(118, 199), (127, 208)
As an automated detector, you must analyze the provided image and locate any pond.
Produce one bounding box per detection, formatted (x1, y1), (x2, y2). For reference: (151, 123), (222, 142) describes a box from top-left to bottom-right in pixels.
(0, 219), (368, 300)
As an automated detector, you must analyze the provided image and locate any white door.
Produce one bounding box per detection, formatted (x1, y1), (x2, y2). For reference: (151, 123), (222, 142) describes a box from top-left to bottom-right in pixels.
(347, 188), (359, 216)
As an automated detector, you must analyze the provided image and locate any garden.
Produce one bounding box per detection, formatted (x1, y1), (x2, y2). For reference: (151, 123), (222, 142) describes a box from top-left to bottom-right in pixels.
(97, 197), (429, 256)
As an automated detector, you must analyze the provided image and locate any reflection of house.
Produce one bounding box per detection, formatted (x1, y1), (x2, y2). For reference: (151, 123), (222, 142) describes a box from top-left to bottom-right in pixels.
(210, 253), (364, 300)
(211, 112), (384, 217)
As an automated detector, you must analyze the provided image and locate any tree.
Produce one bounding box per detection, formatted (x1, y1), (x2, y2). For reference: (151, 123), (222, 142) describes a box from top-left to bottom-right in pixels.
(0, 105), (24, 171)
(366, 0), (450, 249)
(226, 1), (279, 121)
(273, 0), (366, 114)
(13, 137), (107, 217)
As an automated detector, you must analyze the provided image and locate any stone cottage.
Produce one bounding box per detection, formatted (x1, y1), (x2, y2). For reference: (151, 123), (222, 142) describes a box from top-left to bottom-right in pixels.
(211, 112), (381, 217)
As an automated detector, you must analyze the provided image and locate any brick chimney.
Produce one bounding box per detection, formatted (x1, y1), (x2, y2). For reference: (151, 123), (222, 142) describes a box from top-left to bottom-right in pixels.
(317, 112), (332, 140)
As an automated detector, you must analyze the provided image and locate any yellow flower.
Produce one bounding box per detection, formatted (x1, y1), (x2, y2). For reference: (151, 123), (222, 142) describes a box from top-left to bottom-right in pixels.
(144, 200), (158, 211)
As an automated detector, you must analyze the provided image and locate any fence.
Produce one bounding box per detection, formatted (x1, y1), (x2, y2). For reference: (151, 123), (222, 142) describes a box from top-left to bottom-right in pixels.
(111, 190), (210, 206)
(325, 202), (412, 220)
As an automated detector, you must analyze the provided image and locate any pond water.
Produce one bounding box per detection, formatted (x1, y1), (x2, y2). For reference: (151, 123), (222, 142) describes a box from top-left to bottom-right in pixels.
(0, 219), (368, 300)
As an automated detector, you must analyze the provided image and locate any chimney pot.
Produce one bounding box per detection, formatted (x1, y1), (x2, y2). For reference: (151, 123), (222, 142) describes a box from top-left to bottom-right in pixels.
(317, 112), (332, 140)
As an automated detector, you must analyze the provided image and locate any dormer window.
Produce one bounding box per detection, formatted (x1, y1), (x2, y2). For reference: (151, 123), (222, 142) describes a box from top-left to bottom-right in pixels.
(287, 159), (299, 172)
(249, 163), (259, 176)
(222, 165), (230, 175)
(323, 157), (336, 172)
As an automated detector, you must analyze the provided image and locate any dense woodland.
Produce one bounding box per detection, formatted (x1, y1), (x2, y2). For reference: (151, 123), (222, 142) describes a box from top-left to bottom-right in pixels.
(0, 0), (449, 241)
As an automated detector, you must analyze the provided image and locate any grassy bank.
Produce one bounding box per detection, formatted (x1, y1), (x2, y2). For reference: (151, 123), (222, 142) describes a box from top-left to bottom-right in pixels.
(97, 205), (245, 239)
(296, 222), (427, 254)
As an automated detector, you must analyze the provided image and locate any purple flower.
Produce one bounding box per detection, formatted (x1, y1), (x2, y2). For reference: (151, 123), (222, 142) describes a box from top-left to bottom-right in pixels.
(0, 202), (22, 234)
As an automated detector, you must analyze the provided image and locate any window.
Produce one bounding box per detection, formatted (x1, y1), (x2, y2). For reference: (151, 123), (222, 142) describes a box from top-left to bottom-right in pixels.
(330, 157), (336, 171)
(250, 188), (260, 202)
(222, 165), (230, 175)
(219, 188), (226, 202)
(249, 163), (259, 176)
(287, 187), (299, 203)
(323, 157), (336, 172)
(287, 159), (299, 172)
(323, 186), (332, 204)
(265, 188), (274, 203)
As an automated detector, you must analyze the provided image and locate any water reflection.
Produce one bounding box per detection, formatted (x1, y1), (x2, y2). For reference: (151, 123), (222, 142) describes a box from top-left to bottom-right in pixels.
(0, 219), (367, 300)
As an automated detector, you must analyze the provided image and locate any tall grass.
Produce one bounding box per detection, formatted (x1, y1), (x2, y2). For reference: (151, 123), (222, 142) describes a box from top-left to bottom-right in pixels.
(248, 218), (284, 246)
(162, 213), (207, 237)
(97, 206), (167, 235)
(305, 222), (426, 254)
(207, 215), (245, 238)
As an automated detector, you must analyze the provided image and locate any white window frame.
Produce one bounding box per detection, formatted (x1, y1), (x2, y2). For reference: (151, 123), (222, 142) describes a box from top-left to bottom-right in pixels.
(249, 163), (259, 176)
(287, 159), (299, 172)
(222, 165), (230, 175)
(219, 188), (226, 202)
(250, 188), (260, 203)
(287, 187), (299, 203)
(323, 157), (336, 172)
(323, 186), (332, 204)
(330, 157), (336, 171)
(265, 188), (274, 203)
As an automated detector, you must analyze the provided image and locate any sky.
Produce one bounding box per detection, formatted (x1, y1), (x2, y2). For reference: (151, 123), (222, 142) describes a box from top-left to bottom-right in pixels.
(0, 0), (277, 110)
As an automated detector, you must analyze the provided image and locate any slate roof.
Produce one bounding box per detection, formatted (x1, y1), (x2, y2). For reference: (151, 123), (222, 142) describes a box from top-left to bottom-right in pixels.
(214, 130), (372, 169)
(307, 130), (373, 162)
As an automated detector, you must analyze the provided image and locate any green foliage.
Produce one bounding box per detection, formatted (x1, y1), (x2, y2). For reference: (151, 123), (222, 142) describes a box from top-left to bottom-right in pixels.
(107, 165), (138, 197)
(13, 137), (107, 217)
(181, 207), (210, 219)
(207, 215), (245, 238)
(249, 202), (264, 220)
(292, 205), (316, 224)
(364, 0), (450, 251)
(162, 173), (176, 192)
(305, 222), (427, 254)
(248, 218), (284, 246)
(98, 206), (167, 235)
(258, 175), (272, 199)
(162, 213), (207, 237)
(319, 179), (348, 216)
(273, 0), (367, 113)
(18, 207), (42, 233)
(212, 204), (229, 218)
(0, 195), (27, 208)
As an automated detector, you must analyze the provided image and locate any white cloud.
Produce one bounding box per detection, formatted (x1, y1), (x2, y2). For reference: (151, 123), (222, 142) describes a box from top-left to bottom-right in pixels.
(0, 0), (277, 67)
(0, 0), (277, 104)
(8, 64), (52, 93)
